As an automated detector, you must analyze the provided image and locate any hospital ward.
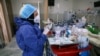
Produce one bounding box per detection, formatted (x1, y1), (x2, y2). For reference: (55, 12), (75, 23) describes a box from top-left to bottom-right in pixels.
(0, 0), (100, 56)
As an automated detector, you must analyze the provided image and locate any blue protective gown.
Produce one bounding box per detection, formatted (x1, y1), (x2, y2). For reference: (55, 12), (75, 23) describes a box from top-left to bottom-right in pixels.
(14, 17), (47, 56)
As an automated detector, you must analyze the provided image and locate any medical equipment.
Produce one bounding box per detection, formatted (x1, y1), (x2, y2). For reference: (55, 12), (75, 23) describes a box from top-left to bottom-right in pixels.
(66, 29), (71, 37)
(54, 26), (62, 39)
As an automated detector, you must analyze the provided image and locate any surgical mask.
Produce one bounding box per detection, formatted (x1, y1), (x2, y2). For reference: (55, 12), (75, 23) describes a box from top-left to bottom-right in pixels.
(34, 15), (40, 23)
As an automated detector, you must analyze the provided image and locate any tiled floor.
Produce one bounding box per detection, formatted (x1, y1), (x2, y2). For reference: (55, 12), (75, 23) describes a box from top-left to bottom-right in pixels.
(0, 37), (98, 56)
(0, 38), (46, 56)
(0, 38), (22, 56)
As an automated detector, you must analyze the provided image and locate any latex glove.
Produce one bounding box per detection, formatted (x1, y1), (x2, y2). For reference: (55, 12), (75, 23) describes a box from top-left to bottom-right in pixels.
(43, 22), (53, 35)
(46, 23), (53, 30)
(43, 18), (53, 29)
(43, 25), (50, 35)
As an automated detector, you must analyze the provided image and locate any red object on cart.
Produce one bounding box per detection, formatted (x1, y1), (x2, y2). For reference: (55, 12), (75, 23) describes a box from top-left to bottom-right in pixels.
(51, 44), (92, 56)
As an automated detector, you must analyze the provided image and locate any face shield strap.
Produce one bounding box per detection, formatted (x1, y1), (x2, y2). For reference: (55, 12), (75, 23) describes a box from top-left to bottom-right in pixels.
(28, 18), (34, 20)
(26, 18), (34, 25)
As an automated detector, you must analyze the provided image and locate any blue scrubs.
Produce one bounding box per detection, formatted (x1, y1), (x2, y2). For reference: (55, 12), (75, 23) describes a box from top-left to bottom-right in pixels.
(15, 17), (47, 56)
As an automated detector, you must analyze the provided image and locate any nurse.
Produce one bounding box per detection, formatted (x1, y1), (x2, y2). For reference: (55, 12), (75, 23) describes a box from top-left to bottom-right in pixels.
(15, 4), (50, 56)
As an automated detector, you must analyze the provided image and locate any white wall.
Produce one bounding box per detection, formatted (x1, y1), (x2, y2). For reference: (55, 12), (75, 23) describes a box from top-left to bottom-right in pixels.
(73, 0), (100, 11)
(48, 0), (73, 22)
(11, 0), (44, 17)
(11, 0), (100, 27)
(11, 0), (99, 17)
(73, 0), (100, 27)
(11, 0), (74, 23)
(48, 0), (73, 14)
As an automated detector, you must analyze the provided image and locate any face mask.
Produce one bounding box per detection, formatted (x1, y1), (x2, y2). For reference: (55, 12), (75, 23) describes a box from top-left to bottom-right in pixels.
(34, 15), (40, 23)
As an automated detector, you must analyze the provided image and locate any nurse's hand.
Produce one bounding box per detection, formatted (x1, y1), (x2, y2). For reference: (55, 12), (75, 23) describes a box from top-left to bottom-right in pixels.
(43, 27), (50, 35)
(43, 19), (53, 29)
(43, 23), (53, 35)
(45, 23), (52, 30)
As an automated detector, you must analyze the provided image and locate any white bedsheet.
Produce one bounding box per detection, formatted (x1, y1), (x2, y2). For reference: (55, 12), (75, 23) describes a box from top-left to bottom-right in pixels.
(48, 37), (76, 45)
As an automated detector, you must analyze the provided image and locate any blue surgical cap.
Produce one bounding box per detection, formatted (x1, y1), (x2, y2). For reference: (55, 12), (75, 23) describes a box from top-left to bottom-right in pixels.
(19, 4), (37, 19)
